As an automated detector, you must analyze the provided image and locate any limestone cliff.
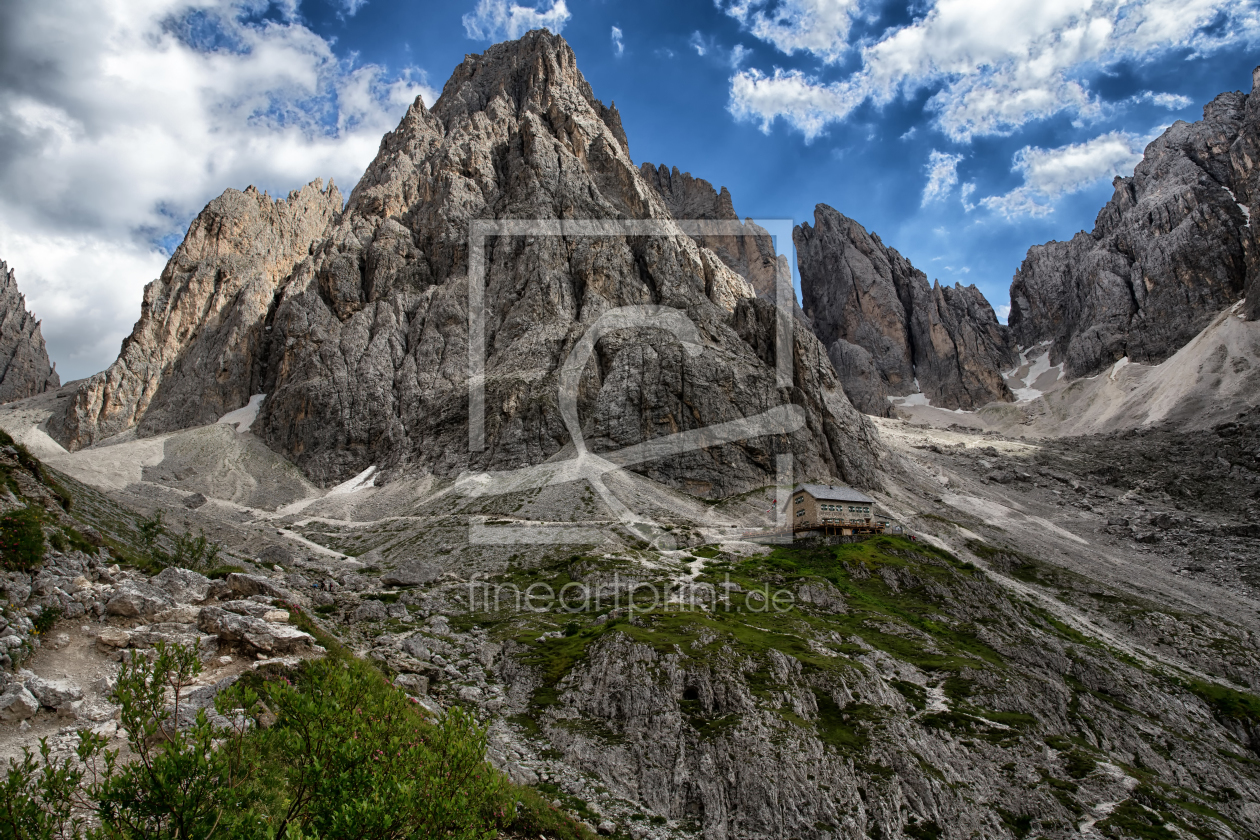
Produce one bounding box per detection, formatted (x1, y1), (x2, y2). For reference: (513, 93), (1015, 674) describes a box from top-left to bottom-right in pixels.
(0, 260), (59, 404)
(50, 31), (884, 495)
(47, 182), (342, 448)
(796, 206), (1015, 414)
(1009, 67), (1260, 376)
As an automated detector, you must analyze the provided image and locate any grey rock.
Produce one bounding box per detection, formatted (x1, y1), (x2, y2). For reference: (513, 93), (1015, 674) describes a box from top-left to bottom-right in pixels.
(353, 599), (388, 622)
(182, 492), (208, 509)
(639, 163), (785, 298)
(105, 580), (175, 617)
(196, 606), (312, 654)
(1010, 68), (1260, 375)
(152, 566), (212, 604)
(797, 205), (1016, 412)
(24, 674), (82, 709)
(0, 259), (59, 404)
(128, 622), (202, 649)
(225, 573), (291, 601)
(0, 685), (39, 721)
(45, 30), (884, 497)
(393, 673), (429, 697)
(47, 180), (343, 448)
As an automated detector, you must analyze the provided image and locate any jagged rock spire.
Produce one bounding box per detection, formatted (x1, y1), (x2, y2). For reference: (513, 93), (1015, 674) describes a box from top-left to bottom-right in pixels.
(0, 260), (59, 404)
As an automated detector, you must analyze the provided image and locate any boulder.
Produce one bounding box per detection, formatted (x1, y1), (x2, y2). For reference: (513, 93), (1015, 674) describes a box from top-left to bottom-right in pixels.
(152, 567), (212, 604)
(393, 673), (429, 697)
(353, 600), (388, 622)
(24, 675), (83, 709)
(105, 581), (175, 617)
(226, 573), (291, 602)
(129, 623), (202, 649)
(197, 606), (312, 654)
(0, 685), (39, 721)
(96, 627), (131, 651)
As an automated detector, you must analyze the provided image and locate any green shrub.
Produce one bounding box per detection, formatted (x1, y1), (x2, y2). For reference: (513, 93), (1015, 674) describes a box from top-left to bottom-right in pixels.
(32, 606), (61, 636)
(0, 507), (45, 571)
(0, 642), (596, 840)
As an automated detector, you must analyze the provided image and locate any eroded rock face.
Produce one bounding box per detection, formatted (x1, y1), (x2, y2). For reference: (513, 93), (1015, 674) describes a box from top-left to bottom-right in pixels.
(48, 181), (342, 449)
(796, 205), (1015, 413)
(1009, 67), (1260, 376)
(46, 31), (880, 495)
(639, 163), (787, 298)
(0, 260), (59, 404)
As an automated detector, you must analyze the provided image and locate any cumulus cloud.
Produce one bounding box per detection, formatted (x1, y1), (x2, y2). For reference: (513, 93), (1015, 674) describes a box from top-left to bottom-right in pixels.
(611, 25), (624, 57)
(720, 0), (861, 64)
(981, 131), (1144, 217)
(922, 150), (963, 206)
(0, 0), (436, 380)
(1132, 90), (1195, 109)
(462, 0), (570, 41)
(728, 68), (858, 140)
(729, 0), (1259, 140)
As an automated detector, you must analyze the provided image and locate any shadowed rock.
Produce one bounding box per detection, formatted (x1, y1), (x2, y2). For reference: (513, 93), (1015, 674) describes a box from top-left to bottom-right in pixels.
(1010, 66), (1260, 376)
(0, 260), (59, 404)
(797, 205), (1016, 413)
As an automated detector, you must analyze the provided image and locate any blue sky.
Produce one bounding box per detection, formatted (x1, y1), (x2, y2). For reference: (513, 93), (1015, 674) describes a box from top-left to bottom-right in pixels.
(1, 0), (1258, 378)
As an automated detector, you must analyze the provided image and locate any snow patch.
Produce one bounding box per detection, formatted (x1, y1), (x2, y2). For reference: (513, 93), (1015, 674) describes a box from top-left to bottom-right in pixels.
(1108, 356), (1130, 382)
(327, 465), (377, 496)
(217, 394), (266, 433)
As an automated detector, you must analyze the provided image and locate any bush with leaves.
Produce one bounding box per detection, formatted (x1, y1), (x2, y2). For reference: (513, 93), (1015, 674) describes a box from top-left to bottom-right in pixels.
(136, 511), (221, 572)
(0, 507), (45, 572)
(0, 643), (546, 840)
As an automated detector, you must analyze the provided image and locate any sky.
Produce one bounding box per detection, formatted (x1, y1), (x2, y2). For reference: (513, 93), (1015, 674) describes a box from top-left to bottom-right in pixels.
(1, 0), (1258, 380)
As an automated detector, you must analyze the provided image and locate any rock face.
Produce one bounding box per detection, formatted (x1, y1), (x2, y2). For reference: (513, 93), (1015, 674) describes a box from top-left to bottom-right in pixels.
(796, 206), (1016, 414)
(639, 163), (787, 298)
(1009, 67), (1260, 376)
(52, 31), (883, 495)
(47, 181), (343, 448)
(0, 260), (59, 404)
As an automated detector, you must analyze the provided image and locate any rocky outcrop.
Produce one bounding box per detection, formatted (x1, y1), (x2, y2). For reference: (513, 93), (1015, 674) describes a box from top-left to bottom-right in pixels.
(796, 206), (1016, 414)
(0, 260), (59, 403)
(1009, 67), (1260, 376)
(51, 31), (882, 494)
(639, 163), (787, 298)
(47, 181), (342, 449)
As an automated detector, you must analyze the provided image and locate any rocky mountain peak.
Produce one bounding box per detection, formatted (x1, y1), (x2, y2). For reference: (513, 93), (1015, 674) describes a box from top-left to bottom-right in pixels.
(1009, 65), (1260, 376)
(0, 260), (59, 404)
(49, 31), (884, 496)
(796, 205), (1015, 415)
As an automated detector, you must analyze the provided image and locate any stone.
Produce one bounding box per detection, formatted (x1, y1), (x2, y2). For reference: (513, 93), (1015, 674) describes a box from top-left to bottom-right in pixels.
(128, 623), (202, 649)
(196, 606), (312, 654)
(152, 567), (213, 604)
(797, 205), (1016, 412)
(353, 600), (387, 622)
(0, 259), (60, 404)
(96, 627), (131, 651)
(1009, 74), (1260, 375)
(183, 492), (208, 509)
(153, 605), (201, 624)
(393, 673), (429, 697)
(105, 581), (175, 617)
(225, 573), (291, 601)
(0, 685), (39, 721)
(401, 635), (432, 661)
(24, 675), (82, 709)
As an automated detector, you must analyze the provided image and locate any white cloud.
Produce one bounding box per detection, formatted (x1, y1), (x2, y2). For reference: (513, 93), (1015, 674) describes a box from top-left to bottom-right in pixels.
(1132, 90), (1195, 109)
(981, 131), (1144, 217)
(339, 0), (368, 16)
(462, 0), (570, 41)
(689, 31), (709, 57)
(960, 181), (977, 210)
(996, 303), (1011, 322)
(720, 0), (861, 64)
(0, 0), (437, 380)
(728, 68), (858, 140)
(611, 25), (624, 57)
(729, 0), (1259, 140)
(922, 150), (963, 206)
